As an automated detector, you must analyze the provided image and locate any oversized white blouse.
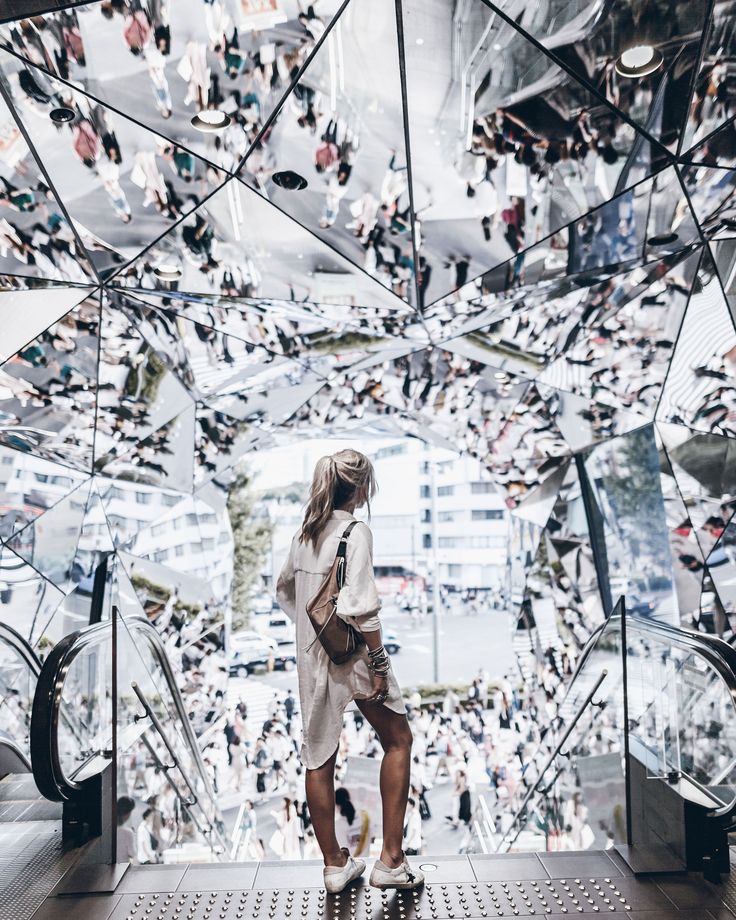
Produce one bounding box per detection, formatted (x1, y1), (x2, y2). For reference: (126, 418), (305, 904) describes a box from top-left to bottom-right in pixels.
(275, 510), (406, 769)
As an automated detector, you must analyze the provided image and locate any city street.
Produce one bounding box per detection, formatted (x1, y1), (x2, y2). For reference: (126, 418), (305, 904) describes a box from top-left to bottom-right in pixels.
(242, 602), (515, 694)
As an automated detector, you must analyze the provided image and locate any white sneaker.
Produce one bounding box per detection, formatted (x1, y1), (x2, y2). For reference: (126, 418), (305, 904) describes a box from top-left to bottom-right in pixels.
(369, 854), (425, 889)
(323, 847), (366, 894)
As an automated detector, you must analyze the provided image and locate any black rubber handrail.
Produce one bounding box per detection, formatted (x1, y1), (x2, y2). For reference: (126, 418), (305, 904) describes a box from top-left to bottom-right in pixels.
(30, 615), (223, 839)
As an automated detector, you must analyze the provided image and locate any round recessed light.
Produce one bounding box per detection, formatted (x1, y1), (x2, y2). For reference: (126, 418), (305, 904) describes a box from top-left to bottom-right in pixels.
(49, 106), (75, 124)
(272, 170), (308, 191)
(415, 37), (424, 45)
(191, 110), (232, 132)
(418, 863), (438, 872)
(647, 232), (679, 247)
(153, 263), (183, 280)
(615, 44), (663, 78)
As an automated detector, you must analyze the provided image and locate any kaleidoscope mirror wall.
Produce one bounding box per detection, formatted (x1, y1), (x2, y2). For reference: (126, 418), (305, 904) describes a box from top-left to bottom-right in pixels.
(1, 0), (736, 706)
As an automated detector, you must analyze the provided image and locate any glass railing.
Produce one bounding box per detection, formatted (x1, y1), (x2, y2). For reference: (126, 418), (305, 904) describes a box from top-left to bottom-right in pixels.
(0, 621), (41, 764)
(30, 610), (227, 860)
(495, 598), (736, 860)
(496, 609), (627, 853)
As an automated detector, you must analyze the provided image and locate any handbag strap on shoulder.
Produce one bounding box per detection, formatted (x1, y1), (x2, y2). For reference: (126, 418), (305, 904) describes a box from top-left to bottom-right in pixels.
(335, 520), (360, 589)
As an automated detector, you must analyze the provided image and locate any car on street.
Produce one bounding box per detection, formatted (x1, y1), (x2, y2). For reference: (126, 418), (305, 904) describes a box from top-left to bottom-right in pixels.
(265, 614), (295, 645)
(384, 631), (401, 655)
(228, 646), (296, 678)
(230, 630), (277, 654)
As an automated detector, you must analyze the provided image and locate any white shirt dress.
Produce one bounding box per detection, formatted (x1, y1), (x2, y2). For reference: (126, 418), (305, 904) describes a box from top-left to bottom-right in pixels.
(276, 510), (406, 769)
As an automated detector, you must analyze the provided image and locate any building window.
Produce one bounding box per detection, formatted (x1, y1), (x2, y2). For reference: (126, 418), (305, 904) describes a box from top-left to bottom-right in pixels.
(438, 511), (455, 522)
(422, 533), (432, 549)
(437, 485), (454, 496)
(471, 509), (504, 520)
(420, 461), (430, 474)
(470, 482), (494, 494)
(448, 564), (462, 578)
(421, 509), (431, 523)
(419, 484), (431, 498)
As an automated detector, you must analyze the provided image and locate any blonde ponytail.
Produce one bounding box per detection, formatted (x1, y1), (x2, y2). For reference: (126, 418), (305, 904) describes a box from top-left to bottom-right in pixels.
(300, 449), (377, 547)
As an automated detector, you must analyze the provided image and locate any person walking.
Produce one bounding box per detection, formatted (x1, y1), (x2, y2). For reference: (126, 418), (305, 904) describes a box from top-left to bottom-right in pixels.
(276, 449), (422, 893)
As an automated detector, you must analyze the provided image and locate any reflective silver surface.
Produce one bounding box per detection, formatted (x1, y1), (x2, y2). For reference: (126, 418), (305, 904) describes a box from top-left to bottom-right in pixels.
(0, 1), (735, 717)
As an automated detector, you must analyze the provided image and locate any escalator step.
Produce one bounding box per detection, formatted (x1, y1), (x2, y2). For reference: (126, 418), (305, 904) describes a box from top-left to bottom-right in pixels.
(0, 775), (39, 802)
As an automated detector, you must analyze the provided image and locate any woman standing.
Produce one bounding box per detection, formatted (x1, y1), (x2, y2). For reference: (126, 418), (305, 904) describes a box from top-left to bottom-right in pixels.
(277, 449), (421, 893)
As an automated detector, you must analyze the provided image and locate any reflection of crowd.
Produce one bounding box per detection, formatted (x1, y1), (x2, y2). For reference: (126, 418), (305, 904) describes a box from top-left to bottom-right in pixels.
(0, 302), (99, 459)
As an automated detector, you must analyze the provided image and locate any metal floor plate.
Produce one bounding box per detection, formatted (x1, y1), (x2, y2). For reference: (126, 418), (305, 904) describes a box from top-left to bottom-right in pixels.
(107, 878), (643, 920)
(0, 822), (77, 920)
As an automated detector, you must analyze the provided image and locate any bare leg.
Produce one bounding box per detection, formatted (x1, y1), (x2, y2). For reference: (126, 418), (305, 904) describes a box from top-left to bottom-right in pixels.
(355, 700), (413, 868)
(305, 745), (347, 868)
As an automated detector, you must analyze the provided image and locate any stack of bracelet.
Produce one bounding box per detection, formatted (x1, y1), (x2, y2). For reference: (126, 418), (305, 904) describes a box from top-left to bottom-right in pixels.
(367, 644), (391, 675)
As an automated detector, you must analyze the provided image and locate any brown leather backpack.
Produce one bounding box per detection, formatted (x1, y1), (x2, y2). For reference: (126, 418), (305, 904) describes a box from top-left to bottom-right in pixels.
(305, 521), (366, 664)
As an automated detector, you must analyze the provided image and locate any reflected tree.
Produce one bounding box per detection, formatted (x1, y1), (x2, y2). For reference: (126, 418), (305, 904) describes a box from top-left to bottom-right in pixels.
(227, 467), (274, 631)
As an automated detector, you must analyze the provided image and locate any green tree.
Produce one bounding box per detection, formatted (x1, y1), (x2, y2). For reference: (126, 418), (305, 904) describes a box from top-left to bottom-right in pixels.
(227, 468), (274, 632)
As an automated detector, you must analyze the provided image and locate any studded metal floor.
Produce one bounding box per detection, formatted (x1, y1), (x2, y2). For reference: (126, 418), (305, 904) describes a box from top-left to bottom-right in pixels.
(26, 851), (736, 920)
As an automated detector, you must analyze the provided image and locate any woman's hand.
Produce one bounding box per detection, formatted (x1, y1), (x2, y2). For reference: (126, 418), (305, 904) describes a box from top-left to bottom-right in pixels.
(364, 670), (389, 704)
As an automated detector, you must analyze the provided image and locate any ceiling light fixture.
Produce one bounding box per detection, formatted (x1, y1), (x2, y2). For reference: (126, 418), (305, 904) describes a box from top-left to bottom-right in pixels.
(153, 263), (183, 280)
(272, 170), (308, 191)
(415, 37), (424, 45)
(191, 110), (231, 132)
(49, 107), (75, 124)
(647, 232), (679, 247)
(615, 44), (663, 78)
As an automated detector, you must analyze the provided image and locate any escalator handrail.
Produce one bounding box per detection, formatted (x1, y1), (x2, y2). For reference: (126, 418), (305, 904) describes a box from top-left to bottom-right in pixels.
(0, 621), (42, 678)
(30, 614), (223, 835)
(500, 600), (736, 849)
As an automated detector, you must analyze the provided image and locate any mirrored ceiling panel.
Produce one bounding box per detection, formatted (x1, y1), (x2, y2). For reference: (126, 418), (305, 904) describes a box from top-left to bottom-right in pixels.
(110, 176), (413, 316)
(707, 515), (736, 617)
(0, 292), (100, 470)
(0, 446), (89, 543)
(5, 477), (91, 594)
(239, 0), (417, 307)
(0, 0), (346, 174)
(657, 248), (736, 439)
(479, 0), (709, 150)
(0, 282), (95, 362)
(538, 246), (701, 425)
(95, 296), (195, 471)
(0, 89), (96, 281)
(680, 163), (736, 239)
(400, 0), (667, 308)
(112, 288), (316, 402)
(657, 422), (736, 559)
(96, 475), (191, 549)
(420, 164), (700, 334)
(0, 51), (228, 273)
(0, 542), (65, 645)
(681, 117), (736, 167)
(680, 1), (736, 156)
(100, 402), (196, 493)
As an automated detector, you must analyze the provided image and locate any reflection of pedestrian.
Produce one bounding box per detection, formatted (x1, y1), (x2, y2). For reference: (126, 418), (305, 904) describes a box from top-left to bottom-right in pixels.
(403, 797), (422, 855)
(335, 788), (370, 856)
